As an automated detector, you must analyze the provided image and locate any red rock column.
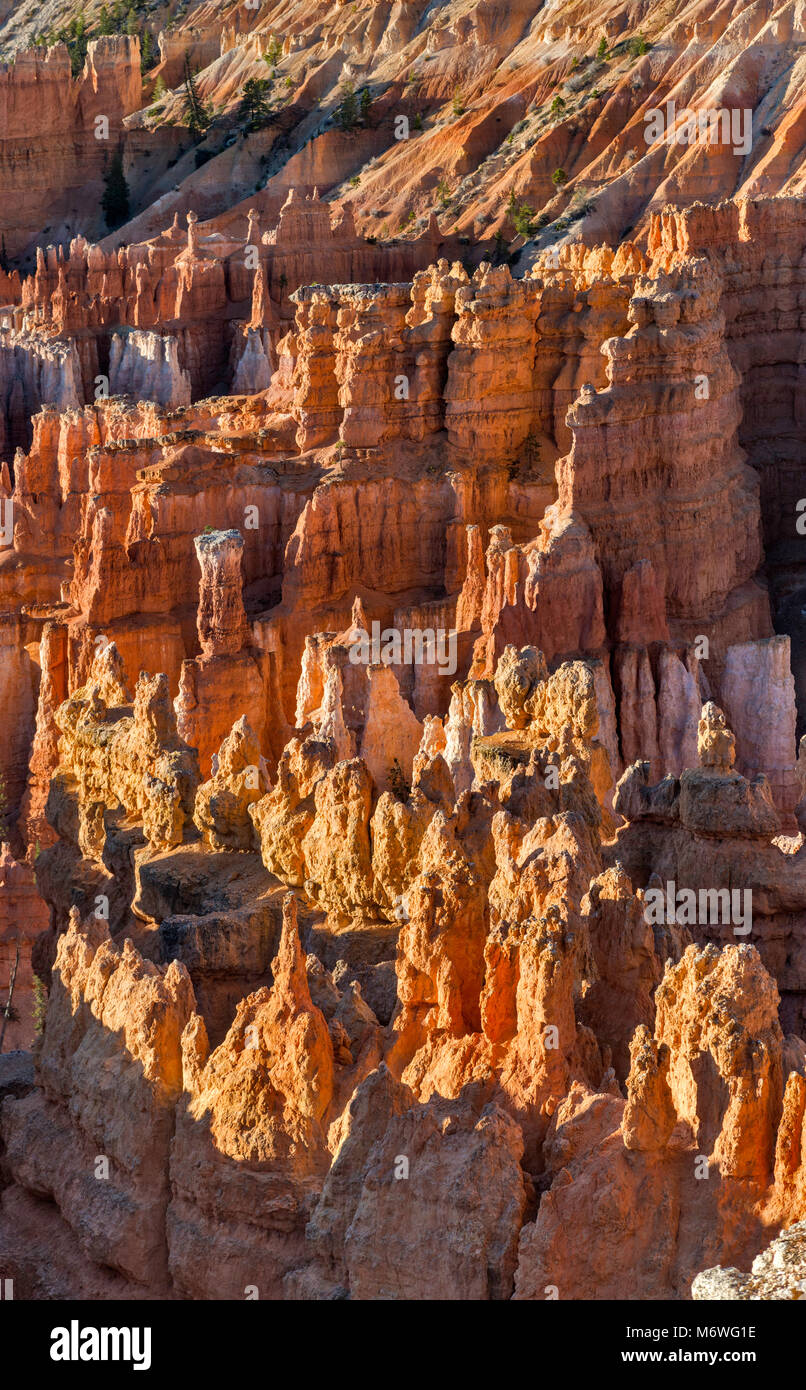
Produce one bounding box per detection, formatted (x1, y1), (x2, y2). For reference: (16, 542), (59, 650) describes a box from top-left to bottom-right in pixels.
(290, 287), (341, 450)
(20, 619), (69, 853)
(194, 529), (248, 658)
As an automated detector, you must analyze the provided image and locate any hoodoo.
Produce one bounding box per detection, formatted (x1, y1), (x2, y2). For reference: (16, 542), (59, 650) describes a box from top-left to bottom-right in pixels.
(1, 0), (806, 1328)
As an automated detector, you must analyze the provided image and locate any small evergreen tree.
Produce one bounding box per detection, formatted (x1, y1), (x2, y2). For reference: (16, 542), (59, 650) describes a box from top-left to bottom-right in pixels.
(72, 13), (88, 64)
(596, 37), (608, 61)
(183, 56), (212, 139)
(552, 167), (567, 186)
(101, 150), (130, 230)
(359, 86), (371, 122)
(56, 12), (89, 77)
(239, 77), (272, 131)
(99, 5), (113, 35)
(505, 189), (534, 236)
(153, 74), (167, 100)
(337, 80), (357, 131)
(264, 35), (282, 68)
(515, 204), (534, 235)
(140, 28), (156, 73)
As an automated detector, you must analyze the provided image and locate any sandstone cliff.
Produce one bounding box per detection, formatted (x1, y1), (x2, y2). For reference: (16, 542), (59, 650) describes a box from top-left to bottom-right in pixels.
(0, 0), (805, 1308)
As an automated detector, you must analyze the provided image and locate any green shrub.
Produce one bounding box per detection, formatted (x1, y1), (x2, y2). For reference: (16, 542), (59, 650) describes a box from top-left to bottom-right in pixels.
(628, 35), (649, 57)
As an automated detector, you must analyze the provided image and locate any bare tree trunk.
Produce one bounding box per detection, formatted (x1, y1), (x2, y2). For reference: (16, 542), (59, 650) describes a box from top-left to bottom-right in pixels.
(0, 943), (20, 1055)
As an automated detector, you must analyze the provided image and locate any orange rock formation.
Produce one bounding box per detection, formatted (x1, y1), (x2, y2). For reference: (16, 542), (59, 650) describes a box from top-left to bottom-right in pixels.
(1, 0), (806, 1307)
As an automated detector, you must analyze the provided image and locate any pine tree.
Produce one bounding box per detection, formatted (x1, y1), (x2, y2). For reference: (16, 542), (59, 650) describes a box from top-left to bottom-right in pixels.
(101, 150), (130, 230)
(63, 12), (89, 77)
(239, 77), (272, 131)
(183, 56), (211, 139)
(99, 5), (113, 35)
(264, 35), (282, 68)
(337, 80), (357, 131)
(140, 28), (155, 72)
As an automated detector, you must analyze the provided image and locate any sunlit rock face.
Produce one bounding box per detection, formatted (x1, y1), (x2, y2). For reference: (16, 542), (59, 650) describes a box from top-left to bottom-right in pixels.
(1, 0), (806, 1305)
